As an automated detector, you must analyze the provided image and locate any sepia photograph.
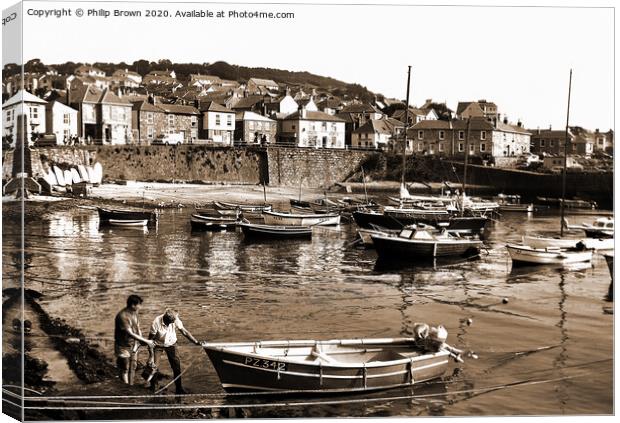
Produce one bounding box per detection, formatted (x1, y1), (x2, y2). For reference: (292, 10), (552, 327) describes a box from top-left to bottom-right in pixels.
(1, 0), (615, 420)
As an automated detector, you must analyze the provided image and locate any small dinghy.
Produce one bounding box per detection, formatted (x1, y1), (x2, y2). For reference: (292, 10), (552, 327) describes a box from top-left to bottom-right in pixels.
(506, 243), (593, 266)
(98, 207), (158, 226)
(263, 210), (341, 227)
(108, 219), (148, 227)
(190, 214), (238, 231)
(521, 235), (613, 251)
(203, 325), (462, 393)
(239, 222), (312, 239)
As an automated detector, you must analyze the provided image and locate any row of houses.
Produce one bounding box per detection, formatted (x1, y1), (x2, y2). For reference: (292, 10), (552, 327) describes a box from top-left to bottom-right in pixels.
(2, 64), (613, 159)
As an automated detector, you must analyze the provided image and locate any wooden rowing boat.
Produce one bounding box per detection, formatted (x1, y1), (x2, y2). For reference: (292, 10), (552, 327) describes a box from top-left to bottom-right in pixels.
(97, 207), (157, 226)
(203, 335), (459, 393)
(190, 214), (238, 231)
(506, 244), (593, 266)
(108, 219), (148, 227)
(522, 235), (613, 251)
(239, 222), (312, 239)
(263, 211), (341, 226)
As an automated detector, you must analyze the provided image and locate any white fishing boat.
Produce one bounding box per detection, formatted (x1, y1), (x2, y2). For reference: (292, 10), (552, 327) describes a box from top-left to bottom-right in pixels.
(506, 243), (593, 266)
(495, 194), (534, 213)
(108, 219), (148, 227)
(263, 210), (341, 226)
(564, 217), (614, 239)
(522, 235), (613, 251)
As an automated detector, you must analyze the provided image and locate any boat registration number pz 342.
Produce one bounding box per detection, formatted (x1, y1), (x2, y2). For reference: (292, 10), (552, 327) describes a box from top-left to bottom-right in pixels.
(244, 357), (286, 371)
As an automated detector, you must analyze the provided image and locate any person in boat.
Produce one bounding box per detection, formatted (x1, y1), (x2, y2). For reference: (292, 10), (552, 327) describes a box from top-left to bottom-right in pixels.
(147, 309), (201, 394)
(114, 295), (154, 384)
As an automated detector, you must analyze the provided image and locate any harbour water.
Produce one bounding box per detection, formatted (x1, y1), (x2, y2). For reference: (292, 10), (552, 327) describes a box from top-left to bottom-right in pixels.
(2, 205), (613, 417)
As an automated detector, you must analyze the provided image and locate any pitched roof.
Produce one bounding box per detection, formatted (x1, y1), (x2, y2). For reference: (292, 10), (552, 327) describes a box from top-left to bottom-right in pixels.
(340, 102), (381, 114)
(200, 101), (234, 113)
(236, 111), (275, 122)
(131, 100), (161, 113)
(410, 120), (454, 130)
(317, 98), (342, 109)
(353, 118), (397, 134)
(2, 90), (47, 107)
(230, 95), (264, 109)
(156, 103), (199, 115)
(100, 89), (131, 106)
(248, 77), (278, 87)
(283, 110), (346, 122)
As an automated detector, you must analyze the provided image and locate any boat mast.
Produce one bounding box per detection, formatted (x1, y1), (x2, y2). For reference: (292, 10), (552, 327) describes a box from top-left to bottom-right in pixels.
(560, 69), (572, 237)
(402, 66), (412, 188)
(461, 117), (471, 216)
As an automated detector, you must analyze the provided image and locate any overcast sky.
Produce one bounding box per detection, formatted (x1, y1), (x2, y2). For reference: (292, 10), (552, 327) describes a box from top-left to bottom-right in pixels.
(13, 0), (615, 130)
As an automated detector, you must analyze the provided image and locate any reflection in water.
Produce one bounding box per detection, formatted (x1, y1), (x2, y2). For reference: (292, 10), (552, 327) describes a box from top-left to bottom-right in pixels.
(1, 209), (614, 416)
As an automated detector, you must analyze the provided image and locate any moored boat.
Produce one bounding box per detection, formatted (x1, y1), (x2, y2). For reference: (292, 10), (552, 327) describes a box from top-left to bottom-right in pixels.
(506, 243), (593, 266)
(495, 194), (534, 213)
(213, 201), (272, 213)
(564, 217), (614, 239)
(263, 210), (341, 226)
(239, 222), (312, 239)
(352, 210), (488, 234)
(108, 219), (148, 227)
(190, 214), (238, 231)
(97, 207), (157, 226)
(203, 332), (461, 393)
(371, 226), (483, 260)
(522, 235), (613, 251)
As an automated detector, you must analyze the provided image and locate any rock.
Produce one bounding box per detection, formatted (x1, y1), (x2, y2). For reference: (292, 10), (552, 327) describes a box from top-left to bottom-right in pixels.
(466, 318), (473, 326)
(502, 298), (509, 304)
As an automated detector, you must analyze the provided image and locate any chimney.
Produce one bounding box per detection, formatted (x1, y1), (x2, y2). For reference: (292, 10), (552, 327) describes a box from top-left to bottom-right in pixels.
(285, 86), (291, 96)
(549, 124), (552, 130)
(517, 119), (522, 127)
(503, 115), (508, 125)
(148, 93), (155, 105)
(300, 105), (307, 119)
(595, 128), (599, 133)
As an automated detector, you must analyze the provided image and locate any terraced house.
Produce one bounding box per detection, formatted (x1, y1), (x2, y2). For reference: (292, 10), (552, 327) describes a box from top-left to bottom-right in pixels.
(279, 107), (346, 149)
(156, 103), (200, 143)
(409, 117), (531, 159)
(69, 85), (132, 144)
(200, 101), (235, 145)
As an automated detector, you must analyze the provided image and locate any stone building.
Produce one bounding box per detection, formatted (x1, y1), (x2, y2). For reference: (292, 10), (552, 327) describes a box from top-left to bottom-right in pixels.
(130, 100), (165, 145)
(235, 111), (277, 145)
(156, 103), (200, 143)
(279, 107), (346, 149)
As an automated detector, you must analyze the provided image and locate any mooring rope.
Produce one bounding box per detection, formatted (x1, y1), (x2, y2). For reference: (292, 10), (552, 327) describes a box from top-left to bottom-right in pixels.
(17, 371), (603, 411)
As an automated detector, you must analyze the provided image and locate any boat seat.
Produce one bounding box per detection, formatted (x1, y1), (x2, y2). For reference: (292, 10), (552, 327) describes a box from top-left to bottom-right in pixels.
(368, 350), (407, 362)
(311, 346), (336, 363)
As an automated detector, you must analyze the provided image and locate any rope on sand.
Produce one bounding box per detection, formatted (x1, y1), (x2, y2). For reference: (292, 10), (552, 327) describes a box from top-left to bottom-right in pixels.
(18, 371), (602, 411)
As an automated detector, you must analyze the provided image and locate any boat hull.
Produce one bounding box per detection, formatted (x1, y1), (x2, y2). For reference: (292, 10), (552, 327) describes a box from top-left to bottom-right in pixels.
(371, 234), (482, 259)
(190, 214), (238, 231)
(499, 204), (533, 213)
(264, 211), (340, 226)
(204, 342), (450, 393)
(506, 244), (593, 266)
(352, 211), (487, 234)
(522, 235), (614, 251)
(108, 219), (147, 227)
(240, 223), (312, 239)
(97, 207), (157, 227)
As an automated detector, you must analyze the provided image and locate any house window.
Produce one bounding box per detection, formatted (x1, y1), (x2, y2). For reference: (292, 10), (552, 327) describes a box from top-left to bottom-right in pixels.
(540, 139), (545, 147)
(598, 137), (604, 145)
(438, 142), (444, 152)
(480, 131), (486, 140)
(191, 115), (197, 126)
(469, 144), (475, 153)
(458, 131), (464, 140)
(215, 114), (221, 125)
(147, 112), (154, 124)
(417, 142), (422, 151)
(30, 107), (38, 119)
(63, 129), (70, 140)
(63, 113), (70, 125)
(292, 124), (296, 130)
(438, 130), (445, 140)
(147, 126), (154, 139)
(418, 130), (424, 140)
(190, 128), (197, 140)
(550, 140), (554, 147)
(458, 142), (464, 152)
(322, 122), (327, 131)
(6, 110), (11, 121)
(227, 115), (232, 126)
(480, 143), (486, 152)
(249, 121), (255, 130)
(168, 114), (175, 126)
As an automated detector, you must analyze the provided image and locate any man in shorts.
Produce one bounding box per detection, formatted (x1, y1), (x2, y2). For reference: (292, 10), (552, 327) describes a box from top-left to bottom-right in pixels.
(114, 295), (154, 384)
(148, 309), (200, 394)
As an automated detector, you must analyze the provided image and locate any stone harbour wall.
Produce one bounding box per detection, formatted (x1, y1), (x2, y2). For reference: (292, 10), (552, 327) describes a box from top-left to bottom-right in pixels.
(267, 147), (379, 188)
